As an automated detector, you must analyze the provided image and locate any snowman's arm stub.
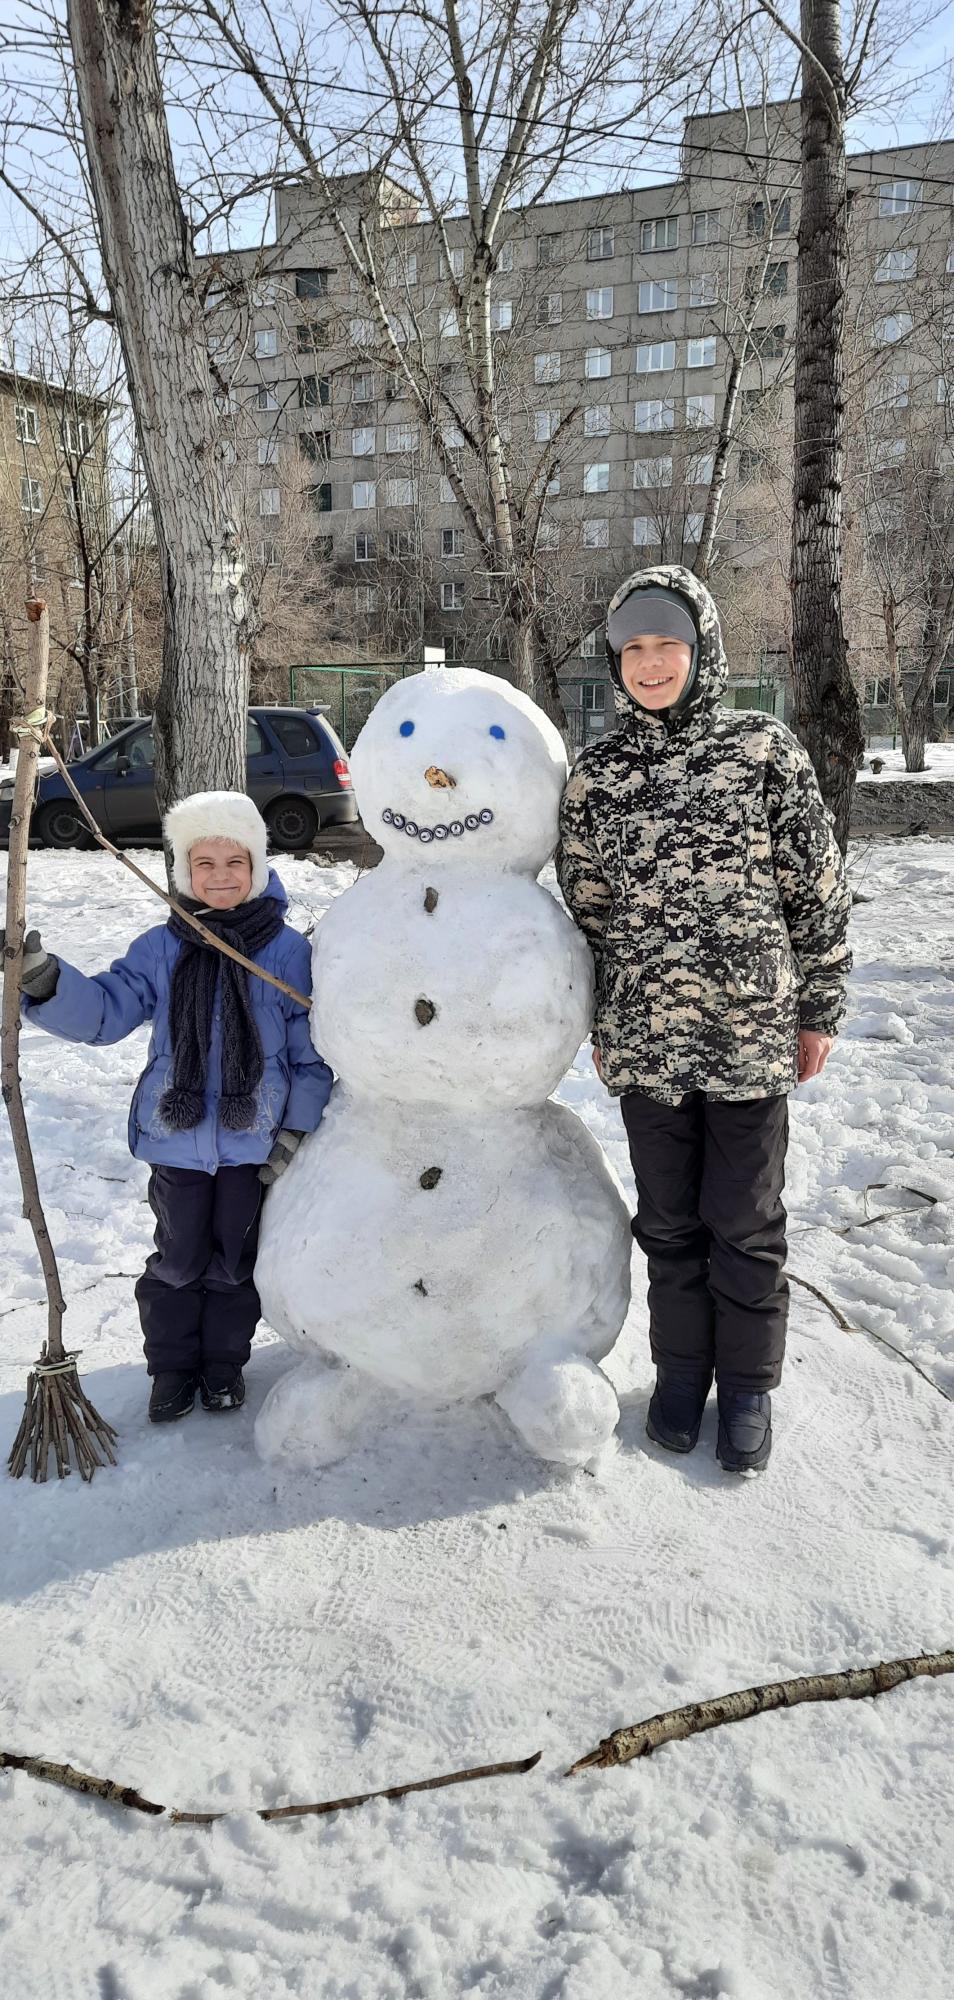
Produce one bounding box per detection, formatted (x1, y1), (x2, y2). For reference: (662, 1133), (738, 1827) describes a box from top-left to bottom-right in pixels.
(557, 766), (612, 972)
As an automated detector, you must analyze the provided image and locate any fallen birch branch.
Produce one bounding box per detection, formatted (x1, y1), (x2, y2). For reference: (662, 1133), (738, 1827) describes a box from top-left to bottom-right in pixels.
(788, 1272), (951, 1403)
(0, 1745), (541, 1822)
(38, 724), (310, 1009)
(566, 1649), (954, 1773)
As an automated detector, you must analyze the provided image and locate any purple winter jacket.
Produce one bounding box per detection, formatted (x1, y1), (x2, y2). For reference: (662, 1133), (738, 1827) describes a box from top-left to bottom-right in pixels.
(23, 869), (333, 1172)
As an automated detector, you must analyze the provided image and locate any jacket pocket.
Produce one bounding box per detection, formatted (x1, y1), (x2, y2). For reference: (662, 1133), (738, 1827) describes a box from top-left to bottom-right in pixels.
(723, 940), (797, 1001)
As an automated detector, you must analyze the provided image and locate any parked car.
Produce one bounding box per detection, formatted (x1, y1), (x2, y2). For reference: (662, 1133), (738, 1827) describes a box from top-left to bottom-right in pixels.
(0, 707), (358, 852)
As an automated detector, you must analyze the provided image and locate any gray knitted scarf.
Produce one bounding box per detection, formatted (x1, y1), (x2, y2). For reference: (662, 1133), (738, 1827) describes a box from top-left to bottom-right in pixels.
(159, 893), (284, 1132)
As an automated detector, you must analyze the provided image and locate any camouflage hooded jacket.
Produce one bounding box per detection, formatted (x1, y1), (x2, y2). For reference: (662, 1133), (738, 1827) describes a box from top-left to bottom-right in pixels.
(557, 565), (852, 1104)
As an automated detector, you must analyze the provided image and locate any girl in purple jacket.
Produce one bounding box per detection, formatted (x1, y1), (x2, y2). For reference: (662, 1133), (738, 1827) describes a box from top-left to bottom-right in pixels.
(14, 791), (333, 1425)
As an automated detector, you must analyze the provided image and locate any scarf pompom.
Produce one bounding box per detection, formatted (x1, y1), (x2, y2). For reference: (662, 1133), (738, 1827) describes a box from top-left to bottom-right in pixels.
(220, 1091), (257, 1132)
(159, 1085), (205, 1132)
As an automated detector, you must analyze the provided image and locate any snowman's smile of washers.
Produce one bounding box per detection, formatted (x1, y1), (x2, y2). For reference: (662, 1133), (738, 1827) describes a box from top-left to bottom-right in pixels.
(382, 739), (497, 843)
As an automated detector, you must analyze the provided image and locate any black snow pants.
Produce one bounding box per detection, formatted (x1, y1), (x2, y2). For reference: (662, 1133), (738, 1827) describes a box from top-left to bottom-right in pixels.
(620, 1090), (789, 1393)
(135, 1165), (264, 1376)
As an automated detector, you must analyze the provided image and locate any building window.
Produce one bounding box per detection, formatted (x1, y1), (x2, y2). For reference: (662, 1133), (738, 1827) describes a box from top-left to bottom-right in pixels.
(259, 486), (280, 516)
(441, 581), (464, 610)
(439, 308), (459, 339)
(874, 373), (910, 409)
(355, 585), (378, 613)
(386, 251), (418, 286)
(533, 410), (558, 443)
(582, 575), (604, 603)
(254, 328), (278, 358)
(299, 376), (330, 407)
(633, 516), (659, 546)
(299, 432), (331, 462)
(686, 393), (716, 428)
(537, 293), (562, 326)
(497, 240), (514, 272)
(387, 530), (415, 558)
(386, 422), (419, 453)
(491, 300), (513, 332)
(441, 528), (464, 556)
(20, 476), (42, 513)
(350, 317), (375, 345)
(354, 532), (375, 561)
(295, 268), (332, 298)
(14, 402), (39, 444)
(640, 215), (679, 252)
(439, 476), (456, 503)
(584, 405), (612, 436)
(352, 480), (376, 509)
(587, 225), (615, 261)
(313, 483), (333, 513)
(638, 279), (677, 314)
(439, 246), (465, 279)
(634, 397), (674, 433)
(635, 341), (676, 374)
(537, 232), (562, 266)
(689, 272), (718, 308)
(687, 335), (717, 369)
(257, 438), (278, 465)
(295, 322), (326, 355)
(386, 476), (415, 506)
(586, 287), (614, 320)
(352, 425), (376, 456)
(633, 456), (672, 488)
(583, 462), (610, 494)
(260, 539), (278, 568)
(873, 313), (912, 347)
(545, 471), (561, 497)
(585, 347), (611, 379)
(937, 376), (953, 405)
(684, 512), (705, 543)
(442, 423), (464, 451)
(691, 209), (719, 245)
(580, 627), (602, 658)
(934, 677), (950, 707)
(760, 261), (789, 297)
(739, 446), (767, 484)
(879, 180), (921, 216)
(875, 248), (917, 283)
(582, 679), (606, 710)
(747, 196), (791, 237)
(63, 416), (92, 455)
(537, 521), (561, 551)
(687, 451), (714, 485)
(749, 324), (786, 360)
(352, 371), (374, 403)
(535, 351), (561, 384)
(582, 517), (609, 548)
(871, 437), (906, 469)
(866, 677), (893, 707)
(256, 386), (278, 411)
(947, 245), (954, 276)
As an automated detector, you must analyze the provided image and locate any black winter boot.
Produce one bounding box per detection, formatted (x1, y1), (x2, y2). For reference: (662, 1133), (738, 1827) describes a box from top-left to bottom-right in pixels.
(200, 1363), (246, 1413)
(646, 1367), (713, 1454)
(717, 1390), (772, 1474)
(149, 1371), (197, 1424)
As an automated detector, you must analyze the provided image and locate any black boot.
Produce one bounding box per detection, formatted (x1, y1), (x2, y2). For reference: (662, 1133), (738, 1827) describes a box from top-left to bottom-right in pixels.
(148, 1371), (197, 1424)
(646, 1367), (713, 1454)
(717, 1390), (772, 1474)
(200, 1363), (246, 1412)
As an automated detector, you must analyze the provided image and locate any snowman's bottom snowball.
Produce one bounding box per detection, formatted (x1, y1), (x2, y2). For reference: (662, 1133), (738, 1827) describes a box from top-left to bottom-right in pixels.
(255, 1360), (394, 1470)
(496, 1354), (620, 1468)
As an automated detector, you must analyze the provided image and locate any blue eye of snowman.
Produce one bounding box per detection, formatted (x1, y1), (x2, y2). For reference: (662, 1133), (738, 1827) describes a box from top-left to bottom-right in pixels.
(489, 724), (506, 740)
(399, 720), (415, 737)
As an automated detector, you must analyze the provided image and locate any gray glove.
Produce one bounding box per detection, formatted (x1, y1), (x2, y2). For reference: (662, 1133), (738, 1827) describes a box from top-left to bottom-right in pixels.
(259, 1129), (304, 1186)
(0, 927), (60, 1002)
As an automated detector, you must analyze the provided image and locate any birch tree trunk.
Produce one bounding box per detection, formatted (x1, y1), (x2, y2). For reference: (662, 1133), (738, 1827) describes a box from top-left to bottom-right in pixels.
(791, 0), (864, 851)
(66, 0), (248, 811)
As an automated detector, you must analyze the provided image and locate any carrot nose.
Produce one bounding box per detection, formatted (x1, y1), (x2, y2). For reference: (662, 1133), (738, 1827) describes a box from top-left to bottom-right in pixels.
(425, 766), (456, 788)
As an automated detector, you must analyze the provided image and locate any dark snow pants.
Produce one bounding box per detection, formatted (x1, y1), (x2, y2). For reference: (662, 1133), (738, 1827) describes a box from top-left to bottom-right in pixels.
(136, 1165), (264, 1376)
(620, 1090), (789, 1392)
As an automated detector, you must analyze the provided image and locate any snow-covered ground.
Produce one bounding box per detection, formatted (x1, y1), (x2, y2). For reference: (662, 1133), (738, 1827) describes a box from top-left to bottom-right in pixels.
(1, 842), (953, 2000)
(858, 743), (954, 782)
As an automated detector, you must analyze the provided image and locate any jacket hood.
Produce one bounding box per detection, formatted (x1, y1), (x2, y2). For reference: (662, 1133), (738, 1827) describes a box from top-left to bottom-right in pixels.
(604, 564), (728, 728)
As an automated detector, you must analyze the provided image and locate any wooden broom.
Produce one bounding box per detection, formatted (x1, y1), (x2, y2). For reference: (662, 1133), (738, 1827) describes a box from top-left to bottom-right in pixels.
(2, 601), (117, 1480)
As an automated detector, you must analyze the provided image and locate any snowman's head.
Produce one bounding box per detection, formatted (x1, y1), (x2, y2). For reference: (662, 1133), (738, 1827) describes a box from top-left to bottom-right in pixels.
(350, 668), (569, 874)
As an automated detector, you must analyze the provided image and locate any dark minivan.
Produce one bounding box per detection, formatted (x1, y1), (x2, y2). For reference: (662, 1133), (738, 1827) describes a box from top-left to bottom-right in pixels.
(1, 707), (359, 852)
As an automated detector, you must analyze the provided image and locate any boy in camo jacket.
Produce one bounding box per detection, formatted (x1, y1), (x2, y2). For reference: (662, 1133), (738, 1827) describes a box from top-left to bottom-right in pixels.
(558, 564), (852, 1474)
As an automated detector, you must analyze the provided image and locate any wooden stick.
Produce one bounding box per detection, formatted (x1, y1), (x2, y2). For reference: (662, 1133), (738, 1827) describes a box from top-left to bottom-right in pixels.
(0, 1749), (164, 1815)
(1, 603), (68, 1363)
(39, 726), (311, 1009)
(566, 1649), (954, 1773)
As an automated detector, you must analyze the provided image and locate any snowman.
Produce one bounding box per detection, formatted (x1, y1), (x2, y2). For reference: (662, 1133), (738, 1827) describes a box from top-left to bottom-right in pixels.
(254, 667), (632, 1470)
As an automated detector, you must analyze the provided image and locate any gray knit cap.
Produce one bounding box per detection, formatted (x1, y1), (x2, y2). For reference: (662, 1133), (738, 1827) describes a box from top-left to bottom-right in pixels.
(605, 586), (697, 657)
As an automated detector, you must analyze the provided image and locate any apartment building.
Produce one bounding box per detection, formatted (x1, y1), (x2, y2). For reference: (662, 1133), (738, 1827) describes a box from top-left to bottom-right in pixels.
(202, 106), (954, 744)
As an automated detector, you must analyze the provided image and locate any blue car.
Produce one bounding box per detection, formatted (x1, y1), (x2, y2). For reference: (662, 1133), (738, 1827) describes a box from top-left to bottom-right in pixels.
(1, 707), (359, 852)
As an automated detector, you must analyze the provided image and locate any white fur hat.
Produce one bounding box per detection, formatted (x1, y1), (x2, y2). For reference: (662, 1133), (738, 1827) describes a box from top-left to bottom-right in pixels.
(163, 791), (269, 900)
